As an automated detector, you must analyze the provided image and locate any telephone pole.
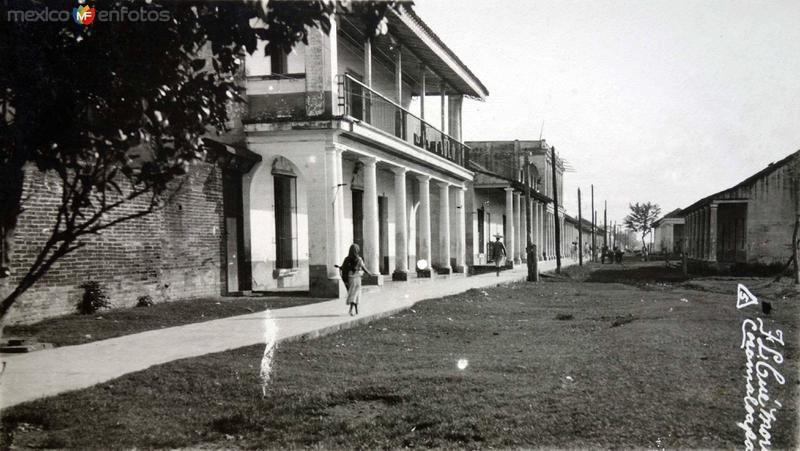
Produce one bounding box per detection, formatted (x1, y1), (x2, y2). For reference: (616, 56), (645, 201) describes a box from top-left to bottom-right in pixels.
(578, 188), (583, 266)
(591, 185), (596, 262)
(603, 200), (608, 248)
(551, 147), (561, 273)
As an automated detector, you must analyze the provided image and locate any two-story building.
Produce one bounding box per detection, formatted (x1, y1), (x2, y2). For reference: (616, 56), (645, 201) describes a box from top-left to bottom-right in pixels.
(237, 5), (489, 297)
(466, 139), (567, 263)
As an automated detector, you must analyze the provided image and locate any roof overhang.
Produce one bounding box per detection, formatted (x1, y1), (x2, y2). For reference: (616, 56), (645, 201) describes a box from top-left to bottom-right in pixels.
(387, 5), (489, 100)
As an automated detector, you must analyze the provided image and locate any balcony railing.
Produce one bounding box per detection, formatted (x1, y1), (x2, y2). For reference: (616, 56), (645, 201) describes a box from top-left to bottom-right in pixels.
(337, 74), (469, 167)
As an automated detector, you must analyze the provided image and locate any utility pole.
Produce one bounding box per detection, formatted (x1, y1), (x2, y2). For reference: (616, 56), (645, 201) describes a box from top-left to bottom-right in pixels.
(603, 201), (608, 249)
(591, 185), (596, 262)
(551, 147), (562, 273)
(578, 188), (583, 266)
(524, 152), (538, 281)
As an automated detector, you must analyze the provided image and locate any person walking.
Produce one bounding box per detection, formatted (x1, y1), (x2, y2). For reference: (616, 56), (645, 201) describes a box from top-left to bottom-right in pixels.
(491, 234), (507, 277)
(339, 243), (374, 316)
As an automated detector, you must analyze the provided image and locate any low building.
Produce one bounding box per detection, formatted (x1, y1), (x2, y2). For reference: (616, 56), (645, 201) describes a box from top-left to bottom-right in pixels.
(652, 208), (684, 255)
(680, 150), (799, 265)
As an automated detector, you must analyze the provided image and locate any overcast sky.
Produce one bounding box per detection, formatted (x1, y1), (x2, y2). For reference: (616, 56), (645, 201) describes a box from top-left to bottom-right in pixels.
(414, 0), (800, 225)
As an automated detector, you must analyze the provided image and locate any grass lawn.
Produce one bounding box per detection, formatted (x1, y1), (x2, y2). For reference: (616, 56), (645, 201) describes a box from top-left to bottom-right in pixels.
(2, 263), (798, 449)
(4, 295), (325, 347)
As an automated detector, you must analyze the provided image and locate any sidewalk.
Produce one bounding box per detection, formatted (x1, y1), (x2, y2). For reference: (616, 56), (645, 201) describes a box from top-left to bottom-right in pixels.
(0, 260), (570, 409)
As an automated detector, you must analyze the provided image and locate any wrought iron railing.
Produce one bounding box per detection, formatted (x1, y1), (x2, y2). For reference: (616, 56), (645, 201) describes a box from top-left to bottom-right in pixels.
(338, 74), (468, 167)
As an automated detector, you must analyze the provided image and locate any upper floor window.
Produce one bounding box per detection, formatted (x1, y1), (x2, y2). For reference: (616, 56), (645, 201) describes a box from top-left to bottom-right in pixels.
(246, 42), (306, 77)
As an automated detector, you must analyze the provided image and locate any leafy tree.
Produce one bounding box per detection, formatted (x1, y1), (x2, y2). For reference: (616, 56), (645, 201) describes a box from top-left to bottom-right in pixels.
(0, 0), (396, 321)
(623, 202), (661, 255)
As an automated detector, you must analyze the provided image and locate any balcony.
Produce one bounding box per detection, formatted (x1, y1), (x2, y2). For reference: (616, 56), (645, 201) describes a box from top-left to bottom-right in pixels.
(338, 74), (469, 168)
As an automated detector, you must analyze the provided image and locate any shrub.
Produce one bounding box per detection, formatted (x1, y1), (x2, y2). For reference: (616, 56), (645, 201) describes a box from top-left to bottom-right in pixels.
(76, 281), (111, 315)
(136, 295), (155, 308)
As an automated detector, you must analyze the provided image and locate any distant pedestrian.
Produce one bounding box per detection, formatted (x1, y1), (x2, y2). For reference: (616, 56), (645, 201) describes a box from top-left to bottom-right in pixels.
(339, 244), (375, 316)
(601, 245), (609, 264)
(491, 234), (507, 276)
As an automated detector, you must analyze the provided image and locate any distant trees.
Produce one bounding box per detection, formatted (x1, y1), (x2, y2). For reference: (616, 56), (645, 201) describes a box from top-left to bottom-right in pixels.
(623, 202), (661, 257)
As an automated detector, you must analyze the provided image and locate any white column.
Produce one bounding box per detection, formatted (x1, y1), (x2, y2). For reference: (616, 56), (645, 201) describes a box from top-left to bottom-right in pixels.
(393, 167), (408, 278)
(438, 182), (452, 272)
(708, 204), (718, 262)
(418, 175), (432, 270)
(324, 147), (344, 277)
(531, 200), (539, 257)
(513, 193), (522, 264)
(334, 148), (345, 262)
(504, 187), (515, 266)
(455, 187), (466, 272)
(362, 156), (380, 274)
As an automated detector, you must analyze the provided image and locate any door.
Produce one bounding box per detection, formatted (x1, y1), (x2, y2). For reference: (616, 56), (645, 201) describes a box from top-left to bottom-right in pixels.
(477, 208), (485, 254)
(223, 170), (248, 292)
(378, 196), (389, 274)
(352, 189), (364, 251)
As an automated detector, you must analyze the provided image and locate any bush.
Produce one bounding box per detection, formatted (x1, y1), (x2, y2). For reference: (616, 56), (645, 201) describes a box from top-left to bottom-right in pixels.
(136, 295), (155, 308)
(76, 281), (111, 315)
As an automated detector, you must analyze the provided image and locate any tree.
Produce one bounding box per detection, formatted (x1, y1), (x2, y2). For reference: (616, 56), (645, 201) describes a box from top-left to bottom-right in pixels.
(623, 202), (661, 258)
(0, 0), (396, 321)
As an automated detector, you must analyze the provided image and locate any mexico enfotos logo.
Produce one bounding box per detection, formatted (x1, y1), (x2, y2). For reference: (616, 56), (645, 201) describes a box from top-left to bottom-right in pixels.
(6, 2), (171, 24)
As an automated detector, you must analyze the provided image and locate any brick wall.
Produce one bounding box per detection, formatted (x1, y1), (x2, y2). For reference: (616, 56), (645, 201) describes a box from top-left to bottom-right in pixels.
(1, 162), (225, 325)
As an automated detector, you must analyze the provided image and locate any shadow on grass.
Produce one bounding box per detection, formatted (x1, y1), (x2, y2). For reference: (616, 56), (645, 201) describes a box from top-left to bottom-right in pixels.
(585, 265), (690, 284)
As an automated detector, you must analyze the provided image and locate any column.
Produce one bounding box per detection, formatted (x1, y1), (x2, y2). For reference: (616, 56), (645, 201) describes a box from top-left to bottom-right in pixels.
(455, 187), (466, 272)
(531, 200), (539, 257)
(689, 212), (697, 258)
(392, 167), (408, 280)
(701, 208), (707, 259)
(438, 182), (452, 273)
(708, 204), (718, 262)
(513, 193), (522, 264)
(504, 187), (515, 267)
(307, 146), (344, 298)
(362, 157), (380, 278)
(417, 175), (432, 275)
(334, 148), (346, 264)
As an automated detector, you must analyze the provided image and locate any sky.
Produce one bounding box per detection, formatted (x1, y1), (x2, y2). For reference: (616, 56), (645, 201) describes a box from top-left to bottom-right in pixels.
(413, 0), (800, 225)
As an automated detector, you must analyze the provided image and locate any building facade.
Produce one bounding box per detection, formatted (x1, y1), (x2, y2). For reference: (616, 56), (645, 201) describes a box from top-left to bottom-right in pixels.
(466, 140), (568, 263)
(2, 5), (491, 324)
(680, 150), (799, 265)
(239, 5), (489, 296)
(652, 208), (684, 255)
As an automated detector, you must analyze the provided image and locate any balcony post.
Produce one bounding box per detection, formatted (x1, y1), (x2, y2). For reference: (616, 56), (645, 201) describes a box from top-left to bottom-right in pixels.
(440, 78), (446, 133)
(419, 64), (426, 147)
(447, 95), (463, 141)
(363, 37), (372, 123)
(419, 64), (426, 119)
(394, 42), (404, 140)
